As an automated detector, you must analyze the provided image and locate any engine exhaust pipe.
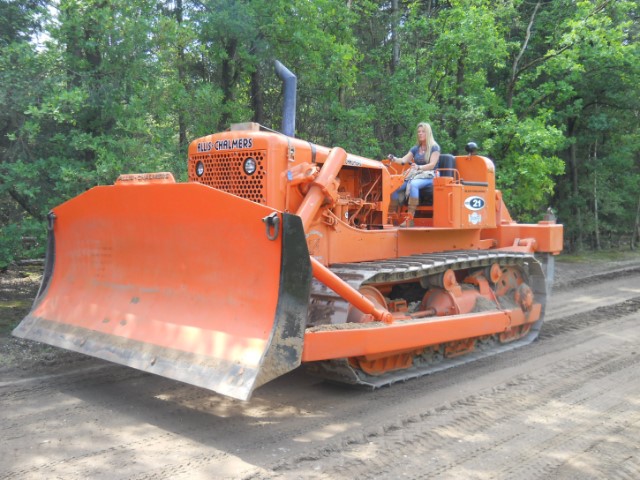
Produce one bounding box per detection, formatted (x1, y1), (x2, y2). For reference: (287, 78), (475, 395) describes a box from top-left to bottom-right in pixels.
(274, 60), (297, 137)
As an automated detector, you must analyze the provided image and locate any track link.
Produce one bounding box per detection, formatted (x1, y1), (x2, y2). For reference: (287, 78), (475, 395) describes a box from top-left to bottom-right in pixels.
(305, 250), (549, 388)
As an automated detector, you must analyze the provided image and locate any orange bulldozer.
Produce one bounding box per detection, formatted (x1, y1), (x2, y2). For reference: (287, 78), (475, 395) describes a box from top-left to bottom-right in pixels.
(13, 62), (562, 400)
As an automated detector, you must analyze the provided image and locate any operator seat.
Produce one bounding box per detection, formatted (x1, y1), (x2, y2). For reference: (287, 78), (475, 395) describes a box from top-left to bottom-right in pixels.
(419, 154), (455, 205)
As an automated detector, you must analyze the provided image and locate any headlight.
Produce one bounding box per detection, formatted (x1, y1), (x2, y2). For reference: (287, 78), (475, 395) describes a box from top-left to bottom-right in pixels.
(243, 157), (257, 175)
(195, 161), (205, 177)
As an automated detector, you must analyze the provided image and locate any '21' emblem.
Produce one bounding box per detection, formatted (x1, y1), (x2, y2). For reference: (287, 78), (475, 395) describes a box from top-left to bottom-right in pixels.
(464, 196), (485, 211)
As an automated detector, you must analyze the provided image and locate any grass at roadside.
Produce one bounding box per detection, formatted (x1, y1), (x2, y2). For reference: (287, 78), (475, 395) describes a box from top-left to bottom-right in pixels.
(0, 299), (33, 335)
(0, 266), (42, 336)
(557, 249), (640, 264)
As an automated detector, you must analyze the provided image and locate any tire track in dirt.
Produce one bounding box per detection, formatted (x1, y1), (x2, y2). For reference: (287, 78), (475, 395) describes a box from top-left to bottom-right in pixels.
(0, 367), (349, 479)
(540, 297), (640, 338)
(273, 353), (638, 479)
(436, 345), (640, 480)
(268, 347), (638, 480)
(0, 364), (146, 402)
(553, 264), (640, 292)
(2, 431), (181, 480)
(254, 308), (640, 480)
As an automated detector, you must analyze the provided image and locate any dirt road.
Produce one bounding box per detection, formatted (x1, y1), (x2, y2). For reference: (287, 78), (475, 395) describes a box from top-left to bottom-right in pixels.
(1, 255), (640, 479)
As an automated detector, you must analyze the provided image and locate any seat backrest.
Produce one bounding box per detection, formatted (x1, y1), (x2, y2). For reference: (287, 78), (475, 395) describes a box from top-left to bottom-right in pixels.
(437, 154), (455, 177)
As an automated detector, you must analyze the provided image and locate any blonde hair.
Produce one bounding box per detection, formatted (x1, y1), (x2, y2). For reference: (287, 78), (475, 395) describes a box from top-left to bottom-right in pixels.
(416, 122), (436, 156)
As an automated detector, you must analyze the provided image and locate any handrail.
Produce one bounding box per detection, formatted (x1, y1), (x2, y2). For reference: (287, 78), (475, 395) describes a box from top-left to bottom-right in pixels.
(460, 180), (489, 187)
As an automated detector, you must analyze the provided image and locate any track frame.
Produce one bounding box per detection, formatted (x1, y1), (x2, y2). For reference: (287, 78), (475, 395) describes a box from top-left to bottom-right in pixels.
(304, 250), (548, 387)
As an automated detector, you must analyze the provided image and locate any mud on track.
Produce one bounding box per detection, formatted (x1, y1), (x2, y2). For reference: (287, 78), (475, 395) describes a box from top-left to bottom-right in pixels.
(1, 255), (640, 479)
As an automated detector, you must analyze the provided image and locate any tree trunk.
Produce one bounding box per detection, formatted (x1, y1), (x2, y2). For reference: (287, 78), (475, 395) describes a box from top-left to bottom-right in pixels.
(633, 195), (640, 250)
(251, 68), (264, 125)
(9, 189), (44, 221)
(592, 140), (600, 250)
(220, 39), (238, 128)
(507, 1), (540, 108)
(390, 0), (401, 140)
(593, 172), (600, 250)
(450, 51), (465, 141)
(175, 0), (187, 152)
(391, 0), (400, 73)
(567, 117), (583, 250)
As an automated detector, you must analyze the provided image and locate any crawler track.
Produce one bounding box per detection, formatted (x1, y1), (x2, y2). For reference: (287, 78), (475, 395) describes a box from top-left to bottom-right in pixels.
(306, 250), (549, 387)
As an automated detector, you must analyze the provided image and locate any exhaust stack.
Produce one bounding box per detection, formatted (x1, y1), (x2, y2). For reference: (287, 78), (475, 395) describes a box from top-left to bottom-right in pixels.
(274, 60), (297, 137)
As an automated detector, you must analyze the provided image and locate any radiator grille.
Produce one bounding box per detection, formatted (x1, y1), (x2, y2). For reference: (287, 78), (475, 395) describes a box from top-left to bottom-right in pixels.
(190, 150), (267, 204)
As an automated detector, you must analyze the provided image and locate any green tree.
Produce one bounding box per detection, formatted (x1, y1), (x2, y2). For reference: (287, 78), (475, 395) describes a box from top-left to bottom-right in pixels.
(0, 0), (51, 268)
(1, 0), (639, 267)
(546, 0), (640, 249)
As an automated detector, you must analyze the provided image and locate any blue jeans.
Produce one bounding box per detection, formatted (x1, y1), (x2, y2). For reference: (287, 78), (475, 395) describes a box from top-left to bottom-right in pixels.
(391, 177), (434, 201)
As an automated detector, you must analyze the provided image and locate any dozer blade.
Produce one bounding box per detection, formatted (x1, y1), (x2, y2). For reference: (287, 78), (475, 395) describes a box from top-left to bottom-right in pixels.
(13, 180), (311, 400)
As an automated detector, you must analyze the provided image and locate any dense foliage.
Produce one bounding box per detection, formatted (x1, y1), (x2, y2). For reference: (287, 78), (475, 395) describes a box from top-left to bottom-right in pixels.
(1, 0), (639, 267)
